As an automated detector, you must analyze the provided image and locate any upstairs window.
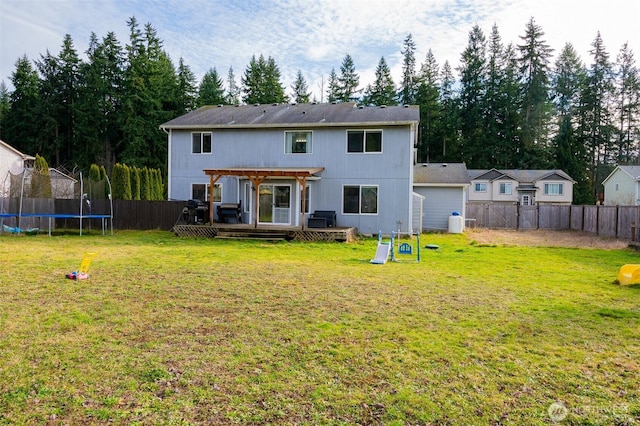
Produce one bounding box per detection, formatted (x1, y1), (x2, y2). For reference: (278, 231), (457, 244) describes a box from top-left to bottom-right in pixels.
(192, 132), (212, 154)
(347, 130), (382, 153)
(544, 183), (564, 195)
(475, 183), (487, 192)
(499, 182), (512, 195)
(285, 131), (312, 154)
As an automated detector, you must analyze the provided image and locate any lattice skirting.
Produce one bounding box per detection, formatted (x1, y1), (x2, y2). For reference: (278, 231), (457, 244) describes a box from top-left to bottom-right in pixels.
(173, 225), (217, 238)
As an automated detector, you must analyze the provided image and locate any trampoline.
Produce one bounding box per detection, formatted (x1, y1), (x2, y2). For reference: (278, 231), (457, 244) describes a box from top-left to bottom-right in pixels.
(1, 170), (113, 236)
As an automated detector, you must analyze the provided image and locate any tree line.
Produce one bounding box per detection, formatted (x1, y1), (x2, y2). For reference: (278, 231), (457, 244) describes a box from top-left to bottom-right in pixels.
(0, 17), (637, 203)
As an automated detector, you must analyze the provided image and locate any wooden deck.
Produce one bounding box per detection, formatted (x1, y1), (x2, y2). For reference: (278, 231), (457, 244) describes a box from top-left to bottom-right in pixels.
(173, 223), (358, 242)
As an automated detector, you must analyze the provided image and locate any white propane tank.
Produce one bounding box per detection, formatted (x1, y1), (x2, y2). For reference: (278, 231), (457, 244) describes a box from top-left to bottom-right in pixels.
(448, 212), (464, 233)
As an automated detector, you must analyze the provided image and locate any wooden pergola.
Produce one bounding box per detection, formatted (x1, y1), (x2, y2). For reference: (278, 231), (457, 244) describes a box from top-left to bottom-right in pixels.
(202, 167), (325, 229)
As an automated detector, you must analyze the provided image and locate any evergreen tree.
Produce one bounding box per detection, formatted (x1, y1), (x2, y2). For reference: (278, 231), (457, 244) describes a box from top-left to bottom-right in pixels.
(483, 25), (521, 168)
(198, 67), (226, 107)
(517, 17), (554, 166)
(551, 43), (590, 203)
(226, 66), (241, 105)
(457, 24), (487, 167)
(131, 165), (141, 200)
(76, 31), (124, 171)
(0, 81), (9, 138)
(35, 34), (81, 166)
(3, 56), (41, 155)
(121, 18), (177, 171)
(263, 56), (288, 103)
(613, 42), (640, 163)
(363, 57), (396, 106)
(326, 68), (340, 103)
(31, 154), (52, 198)
(337, 54), (360, 102)
(177, 57), (198, 113)
(438, 61), (460, 161)
(415, 50), (440, 161)
(111, 163), (131, 200)
(140, 166), (151, 200)
(578, 32), (616, 201)
(398, 33), (417, 105)
(242, 55), (288, 104)
(291, 70), (311, 103)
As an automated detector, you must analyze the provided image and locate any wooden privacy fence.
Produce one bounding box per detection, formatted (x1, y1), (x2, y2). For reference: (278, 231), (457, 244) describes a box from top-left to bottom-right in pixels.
(466, 203), (640, 239)
(51, 199), (186, 231)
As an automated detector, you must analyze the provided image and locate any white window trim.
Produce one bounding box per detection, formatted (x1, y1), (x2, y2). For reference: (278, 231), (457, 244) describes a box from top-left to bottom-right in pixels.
(342, 184), (379, 215)
(499, 182), (512, 195)
(284, 130), (313, 154)
(191, 132), (212, 155)
(475, 182), (487, 192)
(191, 182), (222, 202)
(544, 183), (564, 196)
(346, 129), (383, 154)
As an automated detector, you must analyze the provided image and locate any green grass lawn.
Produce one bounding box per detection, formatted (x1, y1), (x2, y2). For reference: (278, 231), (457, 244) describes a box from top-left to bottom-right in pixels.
(0, 230), (638, 425)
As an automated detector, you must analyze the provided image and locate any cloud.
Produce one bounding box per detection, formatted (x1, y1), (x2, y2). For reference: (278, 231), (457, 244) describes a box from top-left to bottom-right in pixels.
(1, 0), (638, 102)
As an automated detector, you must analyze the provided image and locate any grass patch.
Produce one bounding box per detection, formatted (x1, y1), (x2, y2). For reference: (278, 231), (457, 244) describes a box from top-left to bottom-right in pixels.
(0, 230), (638, 424)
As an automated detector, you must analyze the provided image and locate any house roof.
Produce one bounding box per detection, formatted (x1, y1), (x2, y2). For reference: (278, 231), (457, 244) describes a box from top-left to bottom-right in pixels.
(602, 165), (640, 184)
(160, 102), (420, 130)
(0, 139), (35, 160)
(468, 169), (573, 183)
(413, 163), (470, 185)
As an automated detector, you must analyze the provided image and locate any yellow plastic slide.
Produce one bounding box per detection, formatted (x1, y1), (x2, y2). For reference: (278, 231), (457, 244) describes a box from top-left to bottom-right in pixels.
(617, 264), (640, 285)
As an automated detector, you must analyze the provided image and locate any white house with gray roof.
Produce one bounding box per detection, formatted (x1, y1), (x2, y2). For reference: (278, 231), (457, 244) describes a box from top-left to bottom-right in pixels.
(161, 102), (421, 235)
(468, 169), (574, 205)
(603, 165), (640, 206)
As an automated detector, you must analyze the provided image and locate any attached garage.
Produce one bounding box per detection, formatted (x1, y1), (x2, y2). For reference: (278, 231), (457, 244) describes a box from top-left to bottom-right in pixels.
(413, 163), (470, 231)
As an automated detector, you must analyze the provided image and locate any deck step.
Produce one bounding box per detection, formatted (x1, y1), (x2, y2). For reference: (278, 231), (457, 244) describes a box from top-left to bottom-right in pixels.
(215, 231), (288, 241)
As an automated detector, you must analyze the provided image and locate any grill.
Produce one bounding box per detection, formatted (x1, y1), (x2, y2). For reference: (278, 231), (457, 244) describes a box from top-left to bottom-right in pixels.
(183, 199), (209, 224)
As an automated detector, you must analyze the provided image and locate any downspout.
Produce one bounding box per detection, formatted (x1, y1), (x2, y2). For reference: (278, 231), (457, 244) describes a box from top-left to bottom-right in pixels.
(162, 126), (172, 200)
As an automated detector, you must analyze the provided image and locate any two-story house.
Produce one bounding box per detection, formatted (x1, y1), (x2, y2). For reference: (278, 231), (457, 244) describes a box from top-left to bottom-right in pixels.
(602, 165), (640, 206)
(161, 102), (420, 235)
(468, 169), (574, 205)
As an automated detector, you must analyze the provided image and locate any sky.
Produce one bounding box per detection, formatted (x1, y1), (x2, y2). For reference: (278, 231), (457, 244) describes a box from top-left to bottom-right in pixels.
(1, 0), (639, 101)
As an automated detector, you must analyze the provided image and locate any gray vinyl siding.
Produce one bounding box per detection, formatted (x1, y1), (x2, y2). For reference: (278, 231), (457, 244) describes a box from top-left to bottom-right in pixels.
(168, 125), (415, 233)
(414, 186), (466, 231)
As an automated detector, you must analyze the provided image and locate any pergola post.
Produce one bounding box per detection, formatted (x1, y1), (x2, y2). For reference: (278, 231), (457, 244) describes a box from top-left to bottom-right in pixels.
(208, 174), (222, 224)
(295, 176), (308, 230)
(248, 176), (266, 228)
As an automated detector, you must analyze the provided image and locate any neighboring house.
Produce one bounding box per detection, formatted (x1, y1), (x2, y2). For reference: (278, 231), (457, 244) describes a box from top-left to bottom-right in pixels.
(413, 163), (470, 231)
(468, 169), (574, 205)
(0, 139), (35, 197)
(22, 167), (78, 199)
(161, 102), (420, 235)
(602, 165), (640, 206)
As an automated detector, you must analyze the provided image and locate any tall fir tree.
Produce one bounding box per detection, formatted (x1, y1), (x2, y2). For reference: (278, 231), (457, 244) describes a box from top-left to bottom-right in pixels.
(578, 32), (616, 201)
(551, 43), (590, 203)
(198, 67), (226, 107)
(457, 24), (487, 167)
(226, 66), (241, 105)
(613, 42), (640, 163)
(326, 68), (340, 103)
(398, 33), (417, 105)
(177, 57), (198, 113)
(76, 31), (124, 170)
(363, 57), (396, 106)
(0, 81), (10, 137)
(517, 17), (554, 167)
(438, 61), (460, 161)
(415, 50), (440, 162)
(337, 54), (360, 102)
(4, 55), (41, 155)
(291, 70), (311, 104)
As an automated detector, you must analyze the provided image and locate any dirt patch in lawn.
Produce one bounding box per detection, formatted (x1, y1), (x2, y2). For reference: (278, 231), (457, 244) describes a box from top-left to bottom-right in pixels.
(465, 228), (629, 250)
